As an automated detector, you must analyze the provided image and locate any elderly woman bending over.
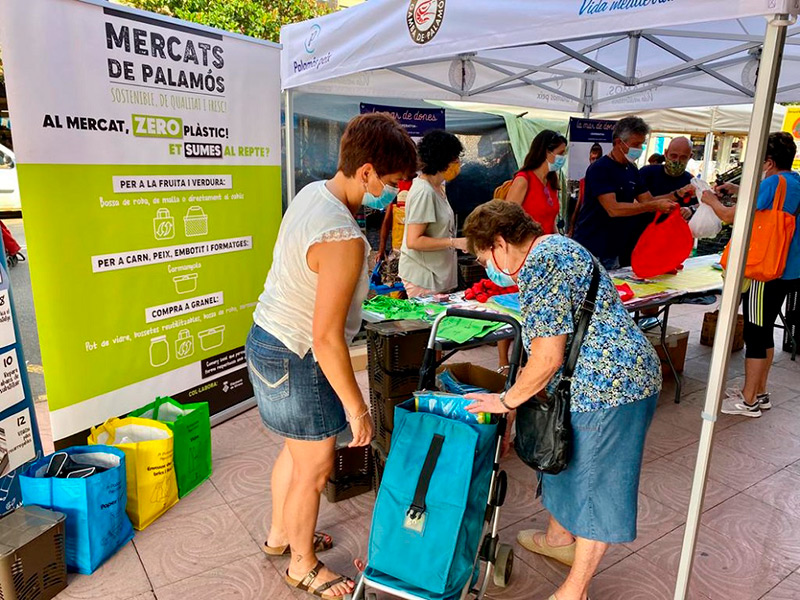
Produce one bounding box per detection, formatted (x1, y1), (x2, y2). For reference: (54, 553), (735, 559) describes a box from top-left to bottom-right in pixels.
(464, 200), (662, 600)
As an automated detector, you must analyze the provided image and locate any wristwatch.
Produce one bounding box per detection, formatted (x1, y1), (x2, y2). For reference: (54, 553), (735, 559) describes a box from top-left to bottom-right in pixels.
(673, 190), (683, 201)
(499, 391), (513, 411)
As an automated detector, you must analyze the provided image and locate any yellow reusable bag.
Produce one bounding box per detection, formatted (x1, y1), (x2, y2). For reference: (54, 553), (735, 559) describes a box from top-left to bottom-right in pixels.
(88, 417), (179, 530)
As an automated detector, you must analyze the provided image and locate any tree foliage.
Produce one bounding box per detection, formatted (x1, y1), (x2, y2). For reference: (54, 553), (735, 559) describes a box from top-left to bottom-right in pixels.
(120, 0), (332, 42)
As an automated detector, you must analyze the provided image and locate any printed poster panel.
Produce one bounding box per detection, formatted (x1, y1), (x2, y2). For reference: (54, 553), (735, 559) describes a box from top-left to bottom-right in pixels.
(0, 0), (282, 442)
(360, 102), (445, 142)
(0, 254), (43, 515)
(567, 117), (617, 181)
(781, 106), (800, 171)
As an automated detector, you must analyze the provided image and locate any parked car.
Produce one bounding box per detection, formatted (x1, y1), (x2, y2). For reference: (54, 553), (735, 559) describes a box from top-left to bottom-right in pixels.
(0, 144), (21, 211)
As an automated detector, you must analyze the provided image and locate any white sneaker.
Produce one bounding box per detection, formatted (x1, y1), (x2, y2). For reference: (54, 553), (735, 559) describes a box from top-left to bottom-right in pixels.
(721, 390), (762, 418)
(757, 393), (772, 410)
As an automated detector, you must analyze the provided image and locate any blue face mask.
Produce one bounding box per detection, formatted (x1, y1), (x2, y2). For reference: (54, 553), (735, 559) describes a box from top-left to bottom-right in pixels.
(622, 141), (645, 164)
(549, 154), (567, 172)
(363, 184), (398, 210)
(486, 258), (516, 288)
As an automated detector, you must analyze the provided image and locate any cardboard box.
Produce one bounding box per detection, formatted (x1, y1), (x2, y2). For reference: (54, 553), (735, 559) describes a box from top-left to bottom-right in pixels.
(700, 311), (744, 351)
(349, 342), (368, 372)
(0, 506), (67, 600)
(646, 326), (689, 375)
(436, 362), (507, 394)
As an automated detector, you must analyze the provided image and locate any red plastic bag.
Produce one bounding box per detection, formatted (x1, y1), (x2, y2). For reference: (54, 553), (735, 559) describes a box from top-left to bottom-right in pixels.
(615, 283), (635, 302)
(631, 210), (693, 279)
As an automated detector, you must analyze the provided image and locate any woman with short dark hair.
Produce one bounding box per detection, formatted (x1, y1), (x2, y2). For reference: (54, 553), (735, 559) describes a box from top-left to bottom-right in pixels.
(399, 130), (468, 297)
(463, 200), (662, 600)
(247, 113), (418, 600)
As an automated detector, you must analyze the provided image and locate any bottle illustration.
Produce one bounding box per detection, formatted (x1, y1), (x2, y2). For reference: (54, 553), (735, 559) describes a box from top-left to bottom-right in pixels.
(149, 336), (169, 367)
(153, 209), (175, 240)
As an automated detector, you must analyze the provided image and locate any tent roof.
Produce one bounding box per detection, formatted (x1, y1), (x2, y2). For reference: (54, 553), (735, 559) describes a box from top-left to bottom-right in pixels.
(281, 0), (800, 112)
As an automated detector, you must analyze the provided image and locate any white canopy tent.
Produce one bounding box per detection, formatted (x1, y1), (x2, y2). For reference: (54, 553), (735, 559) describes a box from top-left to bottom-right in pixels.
(281, 2), (800, 598)
(282, 1), (800, 111)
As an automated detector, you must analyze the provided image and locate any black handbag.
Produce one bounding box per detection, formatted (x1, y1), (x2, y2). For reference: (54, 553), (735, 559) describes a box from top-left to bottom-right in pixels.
(514, 257), (601, 475)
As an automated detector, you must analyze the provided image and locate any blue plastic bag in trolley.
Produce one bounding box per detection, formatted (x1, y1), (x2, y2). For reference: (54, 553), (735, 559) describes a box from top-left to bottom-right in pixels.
(367, 398), (498, 598)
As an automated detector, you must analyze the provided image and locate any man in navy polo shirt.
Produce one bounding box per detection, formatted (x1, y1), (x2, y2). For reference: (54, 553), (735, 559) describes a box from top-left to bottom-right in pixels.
(573, 116), (679, 270)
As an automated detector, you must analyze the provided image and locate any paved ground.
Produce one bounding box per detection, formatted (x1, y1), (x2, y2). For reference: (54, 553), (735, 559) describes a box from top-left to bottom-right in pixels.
(33, 300), (799, 600)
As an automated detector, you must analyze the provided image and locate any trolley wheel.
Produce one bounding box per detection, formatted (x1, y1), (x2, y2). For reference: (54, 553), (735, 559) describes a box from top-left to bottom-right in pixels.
(493, 543), (514, 588)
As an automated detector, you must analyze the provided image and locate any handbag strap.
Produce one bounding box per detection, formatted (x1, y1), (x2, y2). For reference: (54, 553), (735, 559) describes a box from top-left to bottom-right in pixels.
(772, 175), (788, 213)
(562, 257), (601, 381)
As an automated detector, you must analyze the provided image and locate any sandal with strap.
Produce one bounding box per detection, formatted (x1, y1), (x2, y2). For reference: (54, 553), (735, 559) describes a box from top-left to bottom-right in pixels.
(264, 531), (333, 556)
(284, 560), (353, 599)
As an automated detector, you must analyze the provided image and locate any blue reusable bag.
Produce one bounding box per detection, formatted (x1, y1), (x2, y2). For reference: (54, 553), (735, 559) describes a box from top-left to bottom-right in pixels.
(19, 445), (135, 574)
(367, 399), (497, 598)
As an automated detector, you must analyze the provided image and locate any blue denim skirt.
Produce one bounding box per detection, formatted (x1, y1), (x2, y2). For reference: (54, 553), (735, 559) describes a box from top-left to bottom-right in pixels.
(245, 324), (348, 441)
(541, 393), (658, 544)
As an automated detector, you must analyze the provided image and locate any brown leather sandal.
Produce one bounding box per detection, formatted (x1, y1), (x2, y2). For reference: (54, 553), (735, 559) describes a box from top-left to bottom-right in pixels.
(263, 531), (333, 556)
(284, 560), (353, 599)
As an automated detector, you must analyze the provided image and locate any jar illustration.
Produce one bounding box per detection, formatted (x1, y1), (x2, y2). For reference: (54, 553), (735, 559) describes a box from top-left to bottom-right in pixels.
(149, 336), (169, 367)
(175, 329), (195, 360)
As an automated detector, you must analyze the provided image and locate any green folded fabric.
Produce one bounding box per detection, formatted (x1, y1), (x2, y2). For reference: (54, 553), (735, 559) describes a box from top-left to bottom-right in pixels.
(363, 297), (504, 343)
(436, 317), (504, 344)
(363, 296), (445, 321)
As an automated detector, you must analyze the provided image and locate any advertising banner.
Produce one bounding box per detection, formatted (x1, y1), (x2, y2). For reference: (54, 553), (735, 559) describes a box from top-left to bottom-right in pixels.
(567, 117), (617, 181)
(781, 106), (800, 171)
(360, 103), (445, 141)
(0, 250), (43, 516)
(0, 0), (282, 443)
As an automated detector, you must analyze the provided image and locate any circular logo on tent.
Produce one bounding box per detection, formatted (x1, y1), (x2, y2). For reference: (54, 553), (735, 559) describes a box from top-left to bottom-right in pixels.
(792, 118), (800, 139)
(305, 24), (321, 54)
(448, 58), (476, 92)
(741, 56), (759, 92)
(407, 0), (445, 45)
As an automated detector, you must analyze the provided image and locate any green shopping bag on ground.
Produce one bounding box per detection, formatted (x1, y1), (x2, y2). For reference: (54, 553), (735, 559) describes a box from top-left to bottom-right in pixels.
(130, 397), (212, 498)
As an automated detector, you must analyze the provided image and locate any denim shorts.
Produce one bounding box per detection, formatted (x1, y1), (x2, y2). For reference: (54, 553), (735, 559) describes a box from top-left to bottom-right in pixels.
(541, 393), (658, 544)
(245, 324), (347, 441)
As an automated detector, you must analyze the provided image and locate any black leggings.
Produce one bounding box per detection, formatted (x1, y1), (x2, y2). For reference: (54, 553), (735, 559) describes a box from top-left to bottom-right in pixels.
(742, 278), (796, 359)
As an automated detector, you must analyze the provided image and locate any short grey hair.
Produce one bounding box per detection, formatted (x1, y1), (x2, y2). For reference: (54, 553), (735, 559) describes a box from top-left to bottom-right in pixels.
(612, 116), (650, 142)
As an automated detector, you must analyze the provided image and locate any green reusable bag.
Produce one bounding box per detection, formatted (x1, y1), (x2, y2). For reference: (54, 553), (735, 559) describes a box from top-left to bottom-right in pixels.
(130, 397), (212, 497)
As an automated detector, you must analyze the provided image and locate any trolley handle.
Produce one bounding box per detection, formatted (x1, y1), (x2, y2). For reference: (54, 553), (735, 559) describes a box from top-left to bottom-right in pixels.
(419, 308), (524, 391)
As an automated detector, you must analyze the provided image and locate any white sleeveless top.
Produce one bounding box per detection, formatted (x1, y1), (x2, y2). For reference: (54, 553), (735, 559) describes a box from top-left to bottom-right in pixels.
(253, 181), (370, 358)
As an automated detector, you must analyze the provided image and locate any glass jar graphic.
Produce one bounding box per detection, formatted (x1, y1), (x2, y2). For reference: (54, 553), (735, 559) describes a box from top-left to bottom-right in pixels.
(149, 336), (169, 367)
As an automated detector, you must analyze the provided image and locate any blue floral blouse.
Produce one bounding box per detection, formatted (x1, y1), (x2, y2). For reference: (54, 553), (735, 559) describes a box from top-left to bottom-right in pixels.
(518, 236), (662, 413)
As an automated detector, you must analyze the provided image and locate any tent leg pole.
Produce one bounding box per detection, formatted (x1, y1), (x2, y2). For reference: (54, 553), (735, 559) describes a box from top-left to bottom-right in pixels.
(673, 14), (788, 600)
(701, 132), (715, 181)
(284, 89), (296, 202)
